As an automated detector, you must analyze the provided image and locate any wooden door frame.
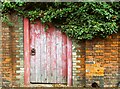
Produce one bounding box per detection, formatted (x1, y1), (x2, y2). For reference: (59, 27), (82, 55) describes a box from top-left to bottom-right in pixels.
(24, 18), (72, 86)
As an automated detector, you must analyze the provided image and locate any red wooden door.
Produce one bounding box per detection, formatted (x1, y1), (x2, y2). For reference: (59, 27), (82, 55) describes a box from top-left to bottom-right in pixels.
(29, 21), (71, 84)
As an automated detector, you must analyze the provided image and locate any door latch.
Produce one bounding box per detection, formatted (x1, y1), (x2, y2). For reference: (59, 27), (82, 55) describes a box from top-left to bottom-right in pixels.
(31, 48), (36, 56)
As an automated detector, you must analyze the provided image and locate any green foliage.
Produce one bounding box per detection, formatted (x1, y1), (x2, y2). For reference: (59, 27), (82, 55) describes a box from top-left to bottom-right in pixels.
(2, 15), (14, 27)
(2, 2), (120, 41)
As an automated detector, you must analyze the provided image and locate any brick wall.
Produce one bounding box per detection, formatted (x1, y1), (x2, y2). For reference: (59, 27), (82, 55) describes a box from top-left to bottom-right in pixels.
(1, 15), (24, 87)
(10, 14), (24, 87)
(72, 33), (120, 87)
(72, 41), (86, 87)
(2, 24), (12, 87)
(119, 32), (120, 86)
(85, 38), (104, 87)
(103, 34), (119, 87)
(0, 3), (2, 87)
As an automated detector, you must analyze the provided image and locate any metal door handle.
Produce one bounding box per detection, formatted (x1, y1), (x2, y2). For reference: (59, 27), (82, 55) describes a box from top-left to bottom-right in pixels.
(31, 48), (36, 56)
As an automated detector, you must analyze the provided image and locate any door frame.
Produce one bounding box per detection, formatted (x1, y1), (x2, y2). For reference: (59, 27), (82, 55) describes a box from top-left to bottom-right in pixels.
(24, 18), (72, 86)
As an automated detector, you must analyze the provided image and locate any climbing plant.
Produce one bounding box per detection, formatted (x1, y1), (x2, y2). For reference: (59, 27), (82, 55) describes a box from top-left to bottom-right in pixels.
(2, 2), (120, 41)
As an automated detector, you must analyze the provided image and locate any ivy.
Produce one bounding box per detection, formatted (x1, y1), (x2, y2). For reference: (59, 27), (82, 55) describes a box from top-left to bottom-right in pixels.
(2, 2), (120, 41)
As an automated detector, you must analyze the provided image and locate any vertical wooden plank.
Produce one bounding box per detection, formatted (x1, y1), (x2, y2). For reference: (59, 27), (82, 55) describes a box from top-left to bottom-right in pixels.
(34, 21), (41, 82)
(30, 24), (36, 82)
(67, 37), (72, 86)
(62, 33), (67, 83)
(24, 18), (30, 85)
(43, 24), (47, 83)
(56, 29), (63, 83)
(40, 23), (47, 83)
(51, 27), (57, 83)
(34, 24), (37, 82)
(46, 25), (52, 83)
(39, 22), (42, 83)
